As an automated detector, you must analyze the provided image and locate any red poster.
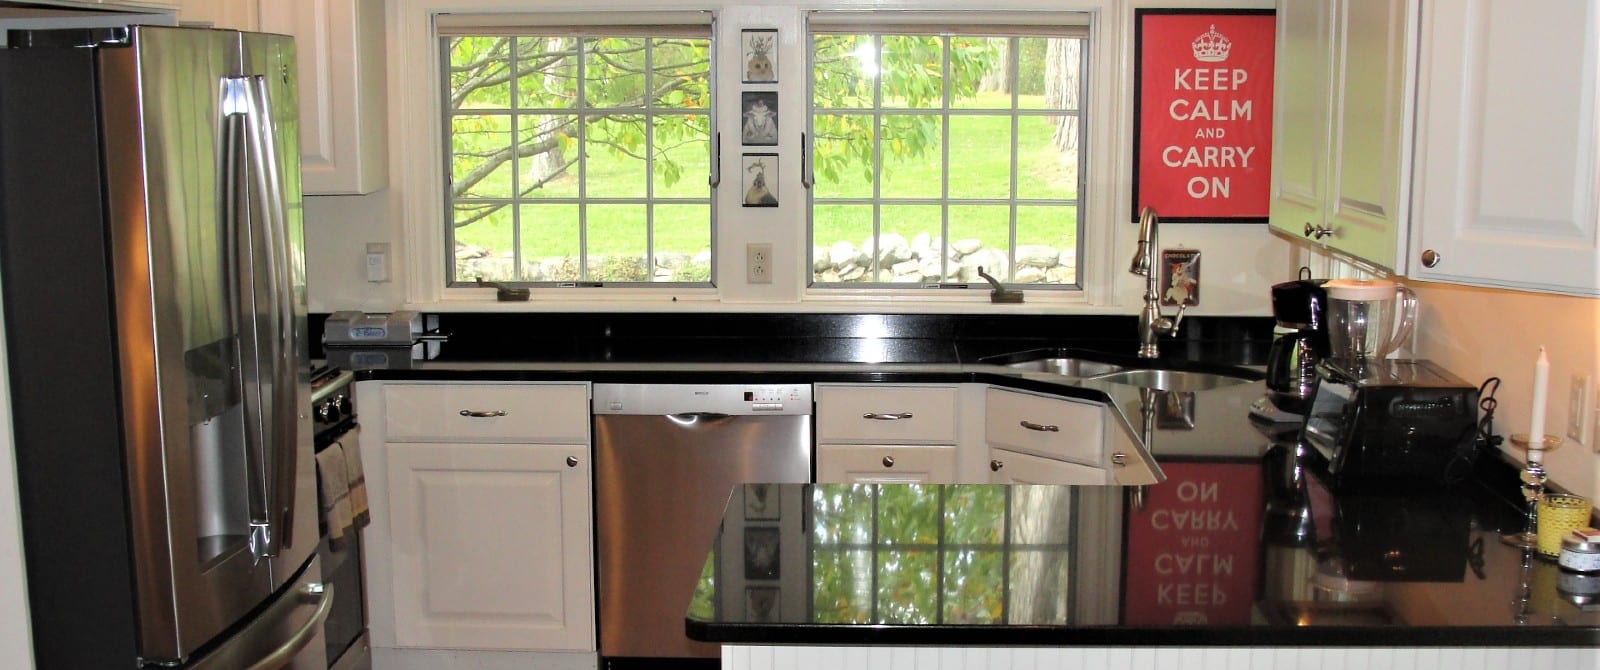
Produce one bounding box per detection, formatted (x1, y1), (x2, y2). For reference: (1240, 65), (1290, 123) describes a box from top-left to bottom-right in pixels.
(1133, 10), (1276, 222)
(1123, 461), (1263, 625)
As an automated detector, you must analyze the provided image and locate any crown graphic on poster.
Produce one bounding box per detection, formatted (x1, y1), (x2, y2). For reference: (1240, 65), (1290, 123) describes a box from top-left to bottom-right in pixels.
(1191, 24), (1232, 62)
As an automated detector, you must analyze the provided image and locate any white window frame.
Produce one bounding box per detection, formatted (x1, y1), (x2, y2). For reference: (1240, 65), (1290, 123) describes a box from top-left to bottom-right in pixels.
(391, 1), (1125, 310)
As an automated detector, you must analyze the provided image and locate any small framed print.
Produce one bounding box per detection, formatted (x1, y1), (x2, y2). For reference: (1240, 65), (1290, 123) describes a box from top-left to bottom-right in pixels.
(741, 153), (779, 207)
(744, 526), (780, 580)
(740, 91), (778, 146)
(742, 29), (778, 83)
(745, 586), (780, 622)
(1159, 248), (1201, 307)
(743, 483), (778, 520)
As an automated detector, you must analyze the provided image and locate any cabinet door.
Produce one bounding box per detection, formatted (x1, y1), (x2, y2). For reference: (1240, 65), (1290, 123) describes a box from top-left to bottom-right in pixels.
(984, 387), (1103, 466)
(386, 442), (594, 651)
(260, 0), (388, 194)
(174, 0), (256, 30)
(1268, 0), (1333, 241)
(987, 448), (1108, 485)
(816, 444), (957, 484)
(1321, 0), (1415, 271)
(1409, 0), (1600, 296)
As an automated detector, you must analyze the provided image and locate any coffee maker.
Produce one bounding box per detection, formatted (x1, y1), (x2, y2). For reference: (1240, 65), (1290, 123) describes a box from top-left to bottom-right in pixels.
(1250, 271), (1328, 423)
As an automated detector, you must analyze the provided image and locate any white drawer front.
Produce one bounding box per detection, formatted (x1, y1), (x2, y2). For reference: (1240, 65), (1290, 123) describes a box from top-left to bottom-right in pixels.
(816, 444), (957, 484)
(815, 385), (959, 443)
(984, 387), (1103, 465)
(987, 448), (1108, 485)
(384, 384), (589, 442)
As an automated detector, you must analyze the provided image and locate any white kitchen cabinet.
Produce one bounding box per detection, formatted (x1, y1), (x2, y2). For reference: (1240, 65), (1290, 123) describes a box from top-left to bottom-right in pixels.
(1407, 1), (1600, 296)
(260, 0), (388, 194)
(986, 448), (1107, 485)
(816, 384), (961, 484)
(173, 0), (254, 30)
(816, 444), (957, 484)
(983, 387), (1109, 484)
(386, 441), (592, 651)
(1269, 0), (1416, 272)
(371, 382), (594, 654)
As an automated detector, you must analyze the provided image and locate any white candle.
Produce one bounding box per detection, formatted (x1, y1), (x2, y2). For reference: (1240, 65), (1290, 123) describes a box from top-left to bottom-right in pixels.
(1529, 346), (1549, 455)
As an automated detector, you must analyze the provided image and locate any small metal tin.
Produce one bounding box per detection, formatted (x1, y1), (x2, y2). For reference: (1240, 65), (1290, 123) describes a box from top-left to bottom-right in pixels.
(1558, 528), (1600, 574)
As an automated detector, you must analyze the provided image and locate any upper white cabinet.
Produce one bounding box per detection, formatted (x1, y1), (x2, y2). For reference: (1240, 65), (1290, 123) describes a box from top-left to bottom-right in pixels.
(1407, 1), (1600, 297)
(260, 0), (388, 194)
(1269, 0), (1416, 272)
(173, 0), (254, 30)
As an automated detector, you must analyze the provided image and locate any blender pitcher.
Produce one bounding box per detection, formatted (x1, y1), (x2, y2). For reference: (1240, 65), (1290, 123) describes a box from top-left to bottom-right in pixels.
(1323, 279), (1417, 361)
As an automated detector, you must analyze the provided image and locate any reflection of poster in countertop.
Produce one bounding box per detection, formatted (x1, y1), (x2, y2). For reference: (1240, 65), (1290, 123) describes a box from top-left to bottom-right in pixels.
(1132, 10), (1275, 222)
(1123, 461), (1263, 625)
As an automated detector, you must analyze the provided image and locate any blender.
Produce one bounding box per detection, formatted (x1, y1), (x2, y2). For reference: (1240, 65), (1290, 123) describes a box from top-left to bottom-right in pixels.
(1249, 272), (1328, 423)
(1323, 279), (1417, 367)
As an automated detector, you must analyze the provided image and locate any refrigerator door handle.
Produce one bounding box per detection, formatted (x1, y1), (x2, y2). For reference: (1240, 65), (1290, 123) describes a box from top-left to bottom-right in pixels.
(244, 583), (333, 670)
(223, 75), (276, 561)
(246, 74), (301, 554)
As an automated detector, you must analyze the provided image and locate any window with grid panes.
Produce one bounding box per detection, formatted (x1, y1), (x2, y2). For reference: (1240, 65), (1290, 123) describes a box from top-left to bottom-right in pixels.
(441, 20), (713, 286)
(808, 19), (1088, 288)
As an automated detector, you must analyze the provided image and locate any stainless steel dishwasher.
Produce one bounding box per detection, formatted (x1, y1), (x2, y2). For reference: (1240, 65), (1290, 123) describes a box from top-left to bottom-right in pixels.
(592, 383), (812, 667)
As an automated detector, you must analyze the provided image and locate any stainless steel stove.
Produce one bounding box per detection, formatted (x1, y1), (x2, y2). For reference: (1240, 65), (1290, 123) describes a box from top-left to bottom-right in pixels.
(310, 364), (371, 670)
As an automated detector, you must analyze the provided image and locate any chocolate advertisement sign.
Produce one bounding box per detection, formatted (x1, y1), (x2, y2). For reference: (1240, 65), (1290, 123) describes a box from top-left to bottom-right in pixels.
(1132, 10), (1276, 222)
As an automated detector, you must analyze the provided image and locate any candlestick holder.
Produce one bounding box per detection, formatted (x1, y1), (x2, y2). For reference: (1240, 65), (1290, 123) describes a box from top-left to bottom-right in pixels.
(1500, 434), (1564, 549)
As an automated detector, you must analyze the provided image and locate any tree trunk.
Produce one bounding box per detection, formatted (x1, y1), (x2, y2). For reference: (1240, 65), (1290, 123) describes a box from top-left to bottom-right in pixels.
(1045, 39), (1081, 152)
(978, 39), (1013, 94)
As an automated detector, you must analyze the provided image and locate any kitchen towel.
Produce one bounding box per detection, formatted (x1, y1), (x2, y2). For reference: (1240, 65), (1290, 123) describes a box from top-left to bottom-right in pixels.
(315, 444), (354, 550)
(339, 427), (370, 529)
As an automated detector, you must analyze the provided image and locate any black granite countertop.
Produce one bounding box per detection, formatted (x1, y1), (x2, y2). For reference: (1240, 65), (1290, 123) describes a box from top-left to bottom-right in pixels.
(683, 481), (1600, 647)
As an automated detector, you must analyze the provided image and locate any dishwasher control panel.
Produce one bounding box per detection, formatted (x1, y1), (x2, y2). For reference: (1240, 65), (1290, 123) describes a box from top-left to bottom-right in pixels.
(592, 383), (813, 416)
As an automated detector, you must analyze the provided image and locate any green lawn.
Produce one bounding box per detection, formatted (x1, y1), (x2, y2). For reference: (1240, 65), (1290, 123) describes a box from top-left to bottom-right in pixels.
(451, 92), (1078, 275)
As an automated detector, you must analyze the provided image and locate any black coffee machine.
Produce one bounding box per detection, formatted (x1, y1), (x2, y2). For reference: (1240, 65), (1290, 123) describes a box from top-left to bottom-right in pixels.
(1250, 269), (1327, 423)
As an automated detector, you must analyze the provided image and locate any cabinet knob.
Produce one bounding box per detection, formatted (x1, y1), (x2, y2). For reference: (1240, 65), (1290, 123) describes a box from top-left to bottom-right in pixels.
(459, 409), (507, 418)
(1111, 452), (1127, 467)
(566, 456), (579, 468)
(1304, 223), (1335, 240)
(1420, 249), (1441, 268)
(1020, 420), (1060, 432)
(990, 459), (1004, 472)
(882, 456), (895, 468)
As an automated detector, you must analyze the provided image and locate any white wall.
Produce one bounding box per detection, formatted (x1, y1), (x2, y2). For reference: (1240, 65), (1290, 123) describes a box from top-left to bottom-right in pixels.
(301, 0), (1289, 315)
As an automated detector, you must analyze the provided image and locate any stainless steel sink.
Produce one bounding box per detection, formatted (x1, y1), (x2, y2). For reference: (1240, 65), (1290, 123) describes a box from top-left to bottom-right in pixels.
(1005, 357), (1125, 377)
(1088, 369), (1254, 392)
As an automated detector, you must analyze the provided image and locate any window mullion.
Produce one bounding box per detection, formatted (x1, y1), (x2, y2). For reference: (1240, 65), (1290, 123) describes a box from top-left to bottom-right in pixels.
(871, 35), (884, 283)
(576, 38), (590, 281)
(509, 38), (524, 281)
(939, 36), (952, 283)
(644, 40), (656, 279)
(1008, 36), (1021, 277)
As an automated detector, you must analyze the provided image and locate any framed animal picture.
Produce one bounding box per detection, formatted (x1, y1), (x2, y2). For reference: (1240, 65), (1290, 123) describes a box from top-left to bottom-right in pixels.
(741, 153), (779, 207)
(742, 29), (778, 83)
(740, 91), (778, 146)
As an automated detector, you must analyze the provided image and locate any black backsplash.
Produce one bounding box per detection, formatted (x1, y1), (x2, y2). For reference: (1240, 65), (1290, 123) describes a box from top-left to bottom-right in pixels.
(312, 312), (1274, 365)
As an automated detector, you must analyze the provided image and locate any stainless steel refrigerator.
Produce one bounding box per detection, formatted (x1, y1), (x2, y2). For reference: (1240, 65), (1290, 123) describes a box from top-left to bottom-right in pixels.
(0, 26), (326, 669)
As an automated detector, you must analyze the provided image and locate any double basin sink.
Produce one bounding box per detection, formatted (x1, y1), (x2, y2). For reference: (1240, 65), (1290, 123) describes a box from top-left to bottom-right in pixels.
(991, 350), (1260, 392)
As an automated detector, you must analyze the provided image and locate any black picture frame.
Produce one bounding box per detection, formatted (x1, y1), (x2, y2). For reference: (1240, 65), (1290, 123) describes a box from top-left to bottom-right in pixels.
(745, 586), (781, 622)
(743, 483), (779, 519)
(742, 29), (779, 84)
(740, 91), (778, 146)
(741, 153), (779, 207)
(743, 526), (780, 580)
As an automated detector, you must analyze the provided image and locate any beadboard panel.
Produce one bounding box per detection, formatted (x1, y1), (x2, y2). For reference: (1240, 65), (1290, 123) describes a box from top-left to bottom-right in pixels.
(722, 646), (1597, 670)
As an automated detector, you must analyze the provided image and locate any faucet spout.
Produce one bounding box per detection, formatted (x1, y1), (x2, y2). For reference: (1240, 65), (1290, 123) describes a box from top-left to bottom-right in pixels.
(1129, 206), (1184, 358)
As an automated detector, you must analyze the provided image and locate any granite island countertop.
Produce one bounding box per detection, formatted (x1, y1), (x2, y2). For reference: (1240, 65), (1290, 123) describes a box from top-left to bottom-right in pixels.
(682, 481), (1600, 647)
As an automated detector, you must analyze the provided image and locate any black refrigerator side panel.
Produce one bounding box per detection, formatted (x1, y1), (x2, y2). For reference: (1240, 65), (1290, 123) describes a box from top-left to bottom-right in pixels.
(0, 50), (142, 668)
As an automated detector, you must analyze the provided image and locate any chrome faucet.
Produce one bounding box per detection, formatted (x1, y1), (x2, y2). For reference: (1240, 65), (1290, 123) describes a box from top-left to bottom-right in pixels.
(1129, 206), (1185, 358)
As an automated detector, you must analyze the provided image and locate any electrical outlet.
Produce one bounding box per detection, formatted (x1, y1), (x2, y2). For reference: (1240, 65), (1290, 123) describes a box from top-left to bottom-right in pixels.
(747, 243), (773, 284)
(1568, 372), (1592, 447)
(365, 242), (390, 283)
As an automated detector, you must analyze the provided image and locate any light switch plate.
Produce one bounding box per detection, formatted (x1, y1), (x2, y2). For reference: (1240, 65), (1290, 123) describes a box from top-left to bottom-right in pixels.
(1567, 371), (1592, 448)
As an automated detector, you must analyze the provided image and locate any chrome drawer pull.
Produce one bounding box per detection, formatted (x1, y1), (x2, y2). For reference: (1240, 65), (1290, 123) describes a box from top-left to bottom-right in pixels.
(566, 456), (579, 468)
(1111, 452), (1127, 467)
(862, 412), (914, 420)
(990, 459), (1004, 472)
(1019, 420), (1059, 432)
(882, 456), (895, 468)
(459, 409), (507, 418)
